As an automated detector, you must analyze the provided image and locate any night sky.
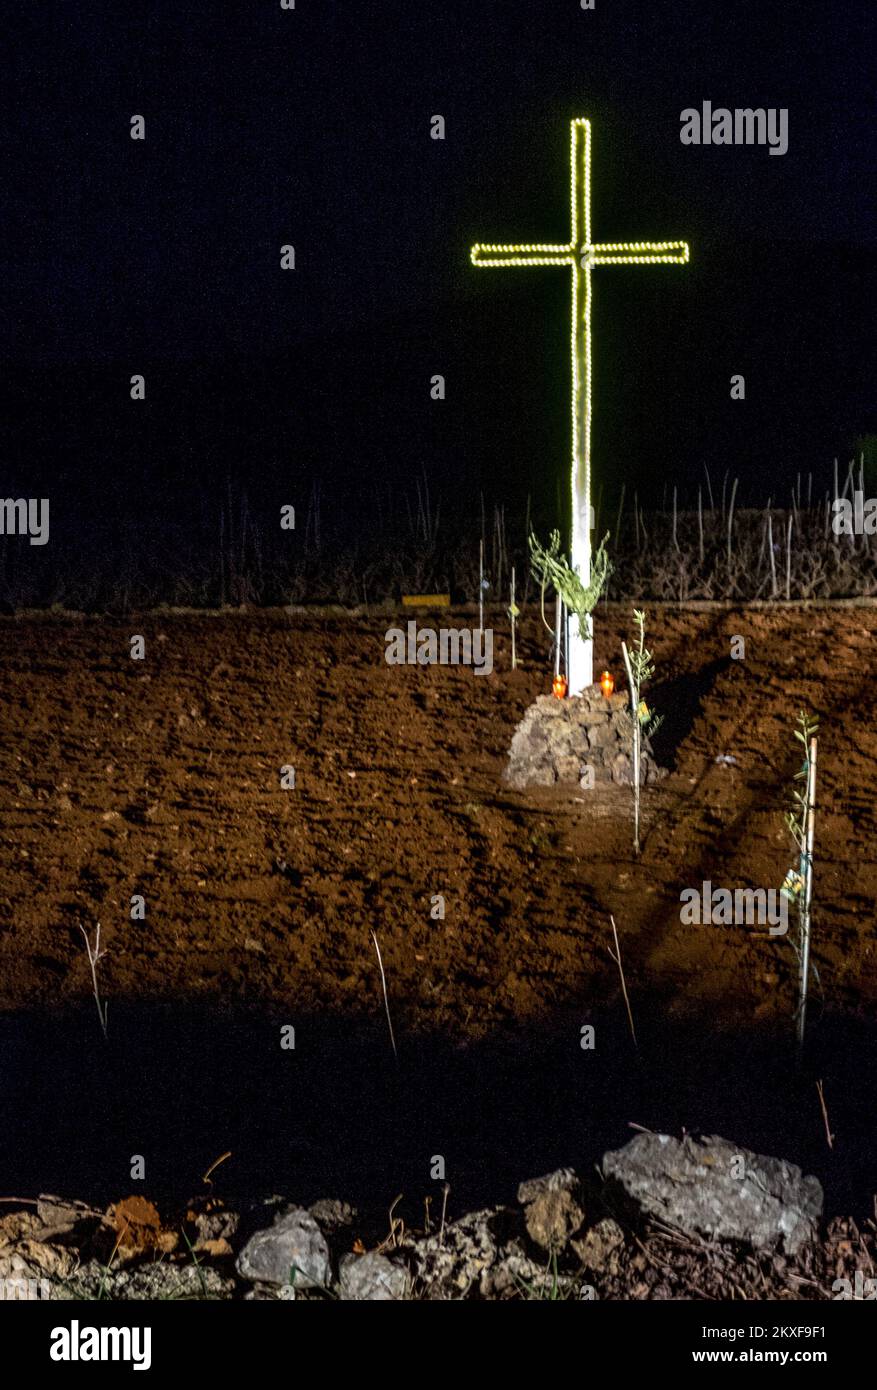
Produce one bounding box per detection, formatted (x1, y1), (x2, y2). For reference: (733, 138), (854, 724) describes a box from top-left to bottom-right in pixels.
(4, 0), (875, 544)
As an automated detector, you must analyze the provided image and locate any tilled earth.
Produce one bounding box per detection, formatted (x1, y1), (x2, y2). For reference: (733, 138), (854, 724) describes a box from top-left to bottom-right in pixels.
(1, 604), (875, 1030)
(1, 604), (875, 1228)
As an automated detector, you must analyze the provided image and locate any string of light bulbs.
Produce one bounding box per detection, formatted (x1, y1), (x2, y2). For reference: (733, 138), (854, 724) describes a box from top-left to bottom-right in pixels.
(470, 118), (689, 694)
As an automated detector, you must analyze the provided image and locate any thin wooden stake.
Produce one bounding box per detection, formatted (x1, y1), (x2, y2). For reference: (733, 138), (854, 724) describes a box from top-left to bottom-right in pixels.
(815, 1079), (834, 1150)
(79, 923), (108, 1040)
(797, 738), (817, 1050)
(371, 930), (397, 1061)
(841, 459), (854, 502)
(621, 639), (640, 855)
(202, 1150), (232, 1186)
(726, 476), (738, 565)
(614, 482), (625, 547)
(703, 463), (715, 510)
(608, 916), (637, 1048)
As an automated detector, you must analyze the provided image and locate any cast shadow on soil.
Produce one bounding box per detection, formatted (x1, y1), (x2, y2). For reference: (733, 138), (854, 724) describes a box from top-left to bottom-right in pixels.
(649, 656), (731, 768)
(1, 992), (872, 1229)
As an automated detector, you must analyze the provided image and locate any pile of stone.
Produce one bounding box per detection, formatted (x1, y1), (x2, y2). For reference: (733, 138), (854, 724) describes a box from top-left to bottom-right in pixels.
(0, 1133), (826, 1300)
(505, 685), (664, 790)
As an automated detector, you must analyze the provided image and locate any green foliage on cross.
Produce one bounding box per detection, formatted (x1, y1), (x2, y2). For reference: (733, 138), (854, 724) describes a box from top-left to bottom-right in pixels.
(528, 529), (612, 640)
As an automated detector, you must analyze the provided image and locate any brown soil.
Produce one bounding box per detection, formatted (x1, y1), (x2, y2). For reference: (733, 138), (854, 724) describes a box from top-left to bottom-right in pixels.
(1, 604), (874, 1035)
(3, 604), (877, 1221)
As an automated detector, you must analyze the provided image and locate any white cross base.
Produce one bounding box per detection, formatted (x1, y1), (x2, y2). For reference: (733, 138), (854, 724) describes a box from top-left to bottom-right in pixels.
(568, 629), (593, 696)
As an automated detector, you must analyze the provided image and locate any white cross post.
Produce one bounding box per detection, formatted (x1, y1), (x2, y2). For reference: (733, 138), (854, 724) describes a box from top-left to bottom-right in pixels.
(471, 119), (689, 694)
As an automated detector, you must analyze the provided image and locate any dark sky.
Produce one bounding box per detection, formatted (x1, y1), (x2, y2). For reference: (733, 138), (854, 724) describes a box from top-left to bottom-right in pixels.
(3, 0), (875, 530)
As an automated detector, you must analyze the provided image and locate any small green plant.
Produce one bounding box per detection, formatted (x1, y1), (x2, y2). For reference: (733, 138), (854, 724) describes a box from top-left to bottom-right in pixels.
(526, 826), (553, 856)
(626, 609), (663, 738)
(508, 566), (519, 669)
(528, 530), (612, 643)
(513, 1251), (595, 1301)
(620, 609), (661, 854)
(180, 1228), (212, 1300)
(782, 710), (819, 1048)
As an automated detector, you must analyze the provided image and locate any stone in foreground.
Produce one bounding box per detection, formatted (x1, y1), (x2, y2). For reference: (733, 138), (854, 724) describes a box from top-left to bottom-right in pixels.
(517, 1168), (587, 1252)
(602, 1132), (822, 1255)
(236, 1207), (331, 1290)
(338, 1251), (409, 1300)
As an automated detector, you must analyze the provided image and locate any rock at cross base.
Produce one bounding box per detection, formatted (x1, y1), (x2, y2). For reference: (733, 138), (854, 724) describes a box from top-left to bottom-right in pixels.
(505, 688), (665, 790)
(602, 1132), (823, 1255)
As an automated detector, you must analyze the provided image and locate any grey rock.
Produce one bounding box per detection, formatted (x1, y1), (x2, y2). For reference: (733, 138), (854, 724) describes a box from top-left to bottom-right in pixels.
(192, 1207), (239, 1246)
(517, 1168), (586, 1252)
(309, 1198), (358, 1235)
(401, 1206), (507, 1299)
(555, 754), (581, 782)
(53, 1261), (234, 1301)
(538, 698), (565, 718)
(33, 1195), (101, 1243)
(525, 765), (556, 788)
(236, 1207), (331, 1290)
(338, 1251), (409, 1300)
(572, 706), (611, 728)
(481, 1241), (576, 1299)
(610, 752), (634, 785)
(587, 721), (616, 749)
(36, 1195), (99, 1233)
(0, 1244), (72, 1297)
(603, 1132), (822, 1255)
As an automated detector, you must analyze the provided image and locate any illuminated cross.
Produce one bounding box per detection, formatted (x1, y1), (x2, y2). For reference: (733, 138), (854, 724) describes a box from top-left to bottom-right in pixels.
(471, 119), (689, 694)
